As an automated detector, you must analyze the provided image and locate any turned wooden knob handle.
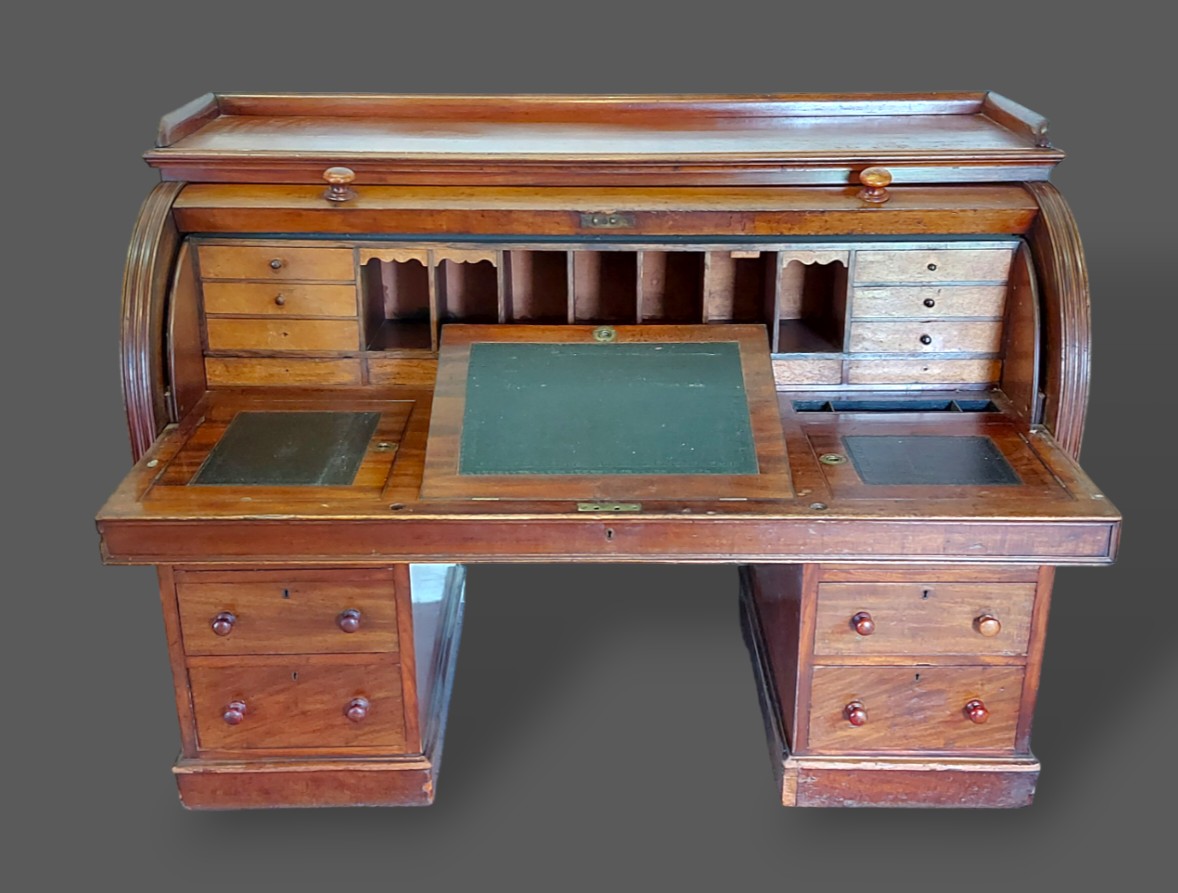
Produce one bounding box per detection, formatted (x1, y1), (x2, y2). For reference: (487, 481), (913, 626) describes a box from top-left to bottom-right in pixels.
(851, 611), (875, 636)
(222, 700), (247, 725)
(274, 293), (286, 306)
(965, 699), (989, 724)
(269, 258), (284, 270)
(337, 609), (362, 633)
(345, 697), (370, 722)
(210, 611), (236, 637)
(857, 166), (892, 203)
(975, 614), (1002, 637)
(323, 166), (357, 202)
(844, 700), (868, 726)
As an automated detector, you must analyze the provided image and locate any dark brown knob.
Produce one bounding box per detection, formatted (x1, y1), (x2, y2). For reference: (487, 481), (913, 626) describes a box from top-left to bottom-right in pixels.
(269, 258), (284, 270)
(920, 334), (933, 345)
(844, 700), (868, 726)
(965, 699), (989, 724)
(345, 697), (370, 722)
(222, 700), (247, 725)
(210, 611), (236, 637)
(975, 615), (1002, 637)
(927, 262), (938, 271)
(337, 609), (362, 633)
(923, 297), (936, 308)
(274, 293), (286, 306)
(323, 166), (357, 203)
(857, 167), (892, 203)
(851, 612), (875, 636)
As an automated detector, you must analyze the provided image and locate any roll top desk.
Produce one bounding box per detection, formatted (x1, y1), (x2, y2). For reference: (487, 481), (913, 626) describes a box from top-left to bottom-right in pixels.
(96, 93), (1120, 809)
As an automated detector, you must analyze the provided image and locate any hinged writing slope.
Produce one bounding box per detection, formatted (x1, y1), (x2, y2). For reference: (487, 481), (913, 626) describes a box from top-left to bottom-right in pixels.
(419, 324), (793, 501)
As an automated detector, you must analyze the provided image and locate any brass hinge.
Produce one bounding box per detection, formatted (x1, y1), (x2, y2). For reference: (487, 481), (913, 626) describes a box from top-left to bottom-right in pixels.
(576, 502), (642, 513)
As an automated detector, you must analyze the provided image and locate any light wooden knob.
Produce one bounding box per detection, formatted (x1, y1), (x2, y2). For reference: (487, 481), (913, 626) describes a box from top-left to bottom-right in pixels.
(210, 611), (236, 637)
(323, 166), (357, 202)
(222, 700), (247, 725)
(965, 699), (989, 724)
(857, 167), (892, 203)
(975, 615), (1002, 637)
(851, 612), (875, 636)
(345, 697), (370, 722)
(844, 700), (868, 726)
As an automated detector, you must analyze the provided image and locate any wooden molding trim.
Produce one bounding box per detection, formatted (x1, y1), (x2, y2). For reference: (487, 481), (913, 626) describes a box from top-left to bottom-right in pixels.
(121, 181), (185, 460)
(1025, 181), (1091, 459)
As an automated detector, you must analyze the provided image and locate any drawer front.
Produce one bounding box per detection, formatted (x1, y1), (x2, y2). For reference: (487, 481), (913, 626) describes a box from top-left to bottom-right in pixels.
(854, 249), (1013, 284)
(205, 357), (363, 386)
(851, 286), (1007, 320)
(808, 666), (1023, 753)
(198, 245), (355, 281)
(846, 358), (1000, 385)
(205, 318), (360, 352)
(814, 582), (1035, 657)
(190, 655), (406, 750)
(848, 320), (1002, 354)
(177, 576), (398, 655)
(202, 282), (358, 317)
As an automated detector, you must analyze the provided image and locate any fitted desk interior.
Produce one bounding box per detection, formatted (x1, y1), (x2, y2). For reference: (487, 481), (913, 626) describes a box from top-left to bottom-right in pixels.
(97, 93), (1120, 809)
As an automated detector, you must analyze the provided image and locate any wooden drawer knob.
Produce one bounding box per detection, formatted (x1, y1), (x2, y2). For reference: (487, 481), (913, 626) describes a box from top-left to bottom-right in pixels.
(345, 697), (370, 722)
(857, 167), (892, 203)
(222, 700), (248, 725)
(323, 166), (357, 202)
(919, 334), (933, 345)
(851, 611), (875, 636)
(269, 258), (284, 270)
(210, 611), (236, 637)
(844, 700), (868, 726)
(337, 609), (362, 633)
(965, 699), (989, 724)
(975, 614), (1002, 637)
(273, 293), (286, 306)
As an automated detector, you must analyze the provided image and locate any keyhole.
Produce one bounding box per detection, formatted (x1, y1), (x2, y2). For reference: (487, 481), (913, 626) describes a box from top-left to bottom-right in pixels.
(922, 589), (931, 600)
(605, 528), (615, 541)
(291, 672), (298, 681)
(282, 589), (290, 599)
(914, 673), (921, 682)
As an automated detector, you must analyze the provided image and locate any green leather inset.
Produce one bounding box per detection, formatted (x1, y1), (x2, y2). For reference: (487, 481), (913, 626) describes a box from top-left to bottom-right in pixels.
(460, 342), (758, 475)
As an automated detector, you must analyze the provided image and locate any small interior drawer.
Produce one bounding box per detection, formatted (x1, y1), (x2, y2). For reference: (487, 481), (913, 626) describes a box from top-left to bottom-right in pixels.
(848, 320), (1003, 354)
(814, 581), (1035, 657)
(853, 249), (1013, 285)
(807, 665), (1024, 753)
(176, 570), (398, 655)
(190, 654), (406, 751)
(851, 286), (1007, 320)
(205, 317), (360, 353)
(202, 282), (358, 318)
(198, 244), (355, 281)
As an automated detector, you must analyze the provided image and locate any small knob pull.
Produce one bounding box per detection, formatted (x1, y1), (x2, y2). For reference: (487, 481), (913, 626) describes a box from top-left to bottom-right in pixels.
(222, 700), (247, 725)
(965, 699), (989, 724)
(274, 293), (286, 306)
(920, 334), (933, 345)
(269, 258), (284, 270)
(923, 297), (936, 308)
(851, 612), (875, 636)
(975, 614), (1002, 637)
(844, 700), (868, 726)
(345, 697), (370, 722)
(857, 167), (892, 203)
(323, 166), (357, 203)
(337, 609), (362, 633)
(210, 611), (236, 637)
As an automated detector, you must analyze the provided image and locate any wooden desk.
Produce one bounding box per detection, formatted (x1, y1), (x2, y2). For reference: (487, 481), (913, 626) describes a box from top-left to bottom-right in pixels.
(96, 93), (1120, 809)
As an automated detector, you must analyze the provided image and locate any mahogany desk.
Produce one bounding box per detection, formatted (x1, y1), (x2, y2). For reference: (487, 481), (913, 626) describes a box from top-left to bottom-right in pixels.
(96, 93), (1120, 809)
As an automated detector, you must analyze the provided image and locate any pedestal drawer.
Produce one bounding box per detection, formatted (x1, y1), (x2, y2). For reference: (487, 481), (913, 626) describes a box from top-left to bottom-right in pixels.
(176, 570), (398, 655)
(814, 582), (1034, 658)
(807, 666), (1023, 753)
(190, 654), (406, 751)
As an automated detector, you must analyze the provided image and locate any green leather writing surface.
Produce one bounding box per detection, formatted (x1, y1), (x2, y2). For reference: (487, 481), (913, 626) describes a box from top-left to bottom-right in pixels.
(194, 411), (380, 486)
(459, 342), (758, 475)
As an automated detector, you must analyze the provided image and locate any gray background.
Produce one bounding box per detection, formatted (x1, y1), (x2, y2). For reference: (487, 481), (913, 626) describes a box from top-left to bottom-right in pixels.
(6, 2), (1168, 890)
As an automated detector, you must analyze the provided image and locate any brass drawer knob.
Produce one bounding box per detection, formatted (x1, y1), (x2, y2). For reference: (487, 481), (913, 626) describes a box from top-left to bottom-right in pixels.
(965, 699), (989, 724)
(345, 697), (370, 722)
(844, 700), (868, 726)
(857, 167), (892, 203)
(975, 614), (1002, 637)
(222, 700), (248, 725)
(337, 608), (362, 633)
(210, 611), (236, 637)
(851, 611), (875, 636)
